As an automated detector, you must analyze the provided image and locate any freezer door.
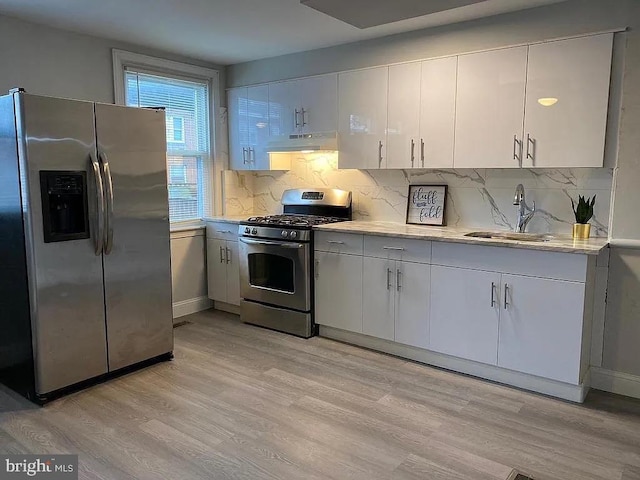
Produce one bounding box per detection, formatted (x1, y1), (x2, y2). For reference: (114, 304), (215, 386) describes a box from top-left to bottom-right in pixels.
(94, 103), (173, 371)
(17, 93), (108, 395)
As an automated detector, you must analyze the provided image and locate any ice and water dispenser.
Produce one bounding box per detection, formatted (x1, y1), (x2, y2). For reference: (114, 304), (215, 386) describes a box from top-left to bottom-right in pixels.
(39, 171), (90, 243)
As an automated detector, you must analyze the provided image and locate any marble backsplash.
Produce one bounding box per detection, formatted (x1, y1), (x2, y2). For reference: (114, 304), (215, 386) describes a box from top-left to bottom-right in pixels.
(222, 152), (613, 237)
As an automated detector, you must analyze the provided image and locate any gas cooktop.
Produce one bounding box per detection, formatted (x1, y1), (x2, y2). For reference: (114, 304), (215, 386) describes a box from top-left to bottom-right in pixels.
(244, 214), (347, 228)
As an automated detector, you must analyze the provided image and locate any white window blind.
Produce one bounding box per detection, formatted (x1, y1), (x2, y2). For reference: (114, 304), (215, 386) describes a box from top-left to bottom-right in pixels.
(124, 69), (212, 222)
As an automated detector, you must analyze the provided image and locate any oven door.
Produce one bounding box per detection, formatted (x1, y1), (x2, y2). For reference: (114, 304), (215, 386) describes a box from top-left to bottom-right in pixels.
(239, 237), (311, 312)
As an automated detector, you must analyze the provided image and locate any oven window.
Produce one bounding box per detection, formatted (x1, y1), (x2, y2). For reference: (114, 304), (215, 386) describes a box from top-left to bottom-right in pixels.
(248, 253), (295, 293)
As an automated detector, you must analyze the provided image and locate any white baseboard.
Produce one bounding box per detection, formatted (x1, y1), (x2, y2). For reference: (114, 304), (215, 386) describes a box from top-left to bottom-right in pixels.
(591, 367), (640, 399)
(320, 326), (588, 403)
(173, 296), (213, 319)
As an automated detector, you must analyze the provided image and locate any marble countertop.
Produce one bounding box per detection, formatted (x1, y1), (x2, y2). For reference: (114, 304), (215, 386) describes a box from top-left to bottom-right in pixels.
(314, 221), (609, 255)
(203, 215), (248, 225)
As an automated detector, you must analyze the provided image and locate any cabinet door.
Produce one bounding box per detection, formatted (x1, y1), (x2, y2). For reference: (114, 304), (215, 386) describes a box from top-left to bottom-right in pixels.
(338, 67), (388, 169)
(207, 238), (228, 302)
(247, 85), (270, 170)
(228, 87), (249, 170)
(362, 257), (395, 340)
(395, 261), (430, 349)
(315, 251), (363, 333)
(454, 47), (527, 168)
(498, 274), (585, 384)
(430, 266), (501, 365)
(299, 74), (337, 134)
(523, 34), (613, 168)
(269, 79), (301, 139)
(225, 241), (240, 306)
(386, 62), (421, 169)
(420, 57), (457, 168)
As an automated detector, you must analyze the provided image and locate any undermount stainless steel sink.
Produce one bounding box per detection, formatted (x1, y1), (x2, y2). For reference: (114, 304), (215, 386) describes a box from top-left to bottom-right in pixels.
(464, 231), (553, 242)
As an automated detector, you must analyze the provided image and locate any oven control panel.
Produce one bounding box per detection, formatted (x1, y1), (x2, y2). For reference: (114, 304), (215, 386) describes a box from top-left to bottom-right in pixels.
(239, 225), (311, 242)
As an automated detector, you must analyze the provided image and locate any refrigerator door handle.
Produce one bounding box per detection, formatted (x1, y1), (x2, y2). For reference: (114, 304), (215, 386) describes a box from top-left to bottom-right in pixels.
(90, 153), (105, 255)
(99, 151), (115, 255)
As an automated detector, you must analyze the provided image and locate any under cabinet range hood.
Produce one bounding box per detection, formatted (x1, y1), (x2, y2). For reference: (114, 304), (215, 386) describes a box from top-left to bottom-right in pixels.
(266, 131), (338, 153)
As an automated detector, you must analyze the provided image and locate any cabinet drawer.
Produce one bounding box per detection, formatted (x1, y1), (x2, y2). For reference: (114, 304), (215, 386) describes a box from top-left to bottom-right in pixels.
(206, 222), (238, 241)
(315, 232), (363, 255)
(431, 242), (587, 282)
(364, 235), (431, 263)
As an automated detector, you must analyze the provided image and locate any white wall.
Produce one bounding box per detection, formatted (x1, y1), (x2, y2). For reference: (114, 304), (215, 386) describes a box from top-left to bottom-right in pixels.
(225, 0), (640, 386)
(0, 13), (224, 313)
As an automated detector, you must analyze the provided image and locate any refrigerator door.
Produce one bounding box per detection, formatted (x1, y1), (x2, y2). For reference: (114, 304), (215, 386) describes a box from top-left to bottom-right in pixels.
(94, 103), (173, 371)
(16, 93), (108, 395)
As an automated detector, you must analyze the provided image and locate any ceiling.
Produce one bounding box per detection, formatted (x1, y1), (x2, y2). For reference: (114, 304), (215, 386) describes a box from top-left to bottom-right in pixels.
(0, 0), (568, 65)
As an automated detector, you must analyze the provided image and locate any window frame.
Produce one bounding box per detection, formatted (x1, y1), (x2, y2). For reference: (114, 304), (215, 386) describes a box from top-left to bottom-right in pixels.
(112, 49), (220, 226)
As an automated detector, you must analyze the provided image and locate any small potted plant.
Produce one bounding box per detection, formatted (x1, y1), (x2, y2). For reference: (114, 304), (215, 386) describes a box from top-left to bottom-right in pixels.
(571, 195), (596, 239)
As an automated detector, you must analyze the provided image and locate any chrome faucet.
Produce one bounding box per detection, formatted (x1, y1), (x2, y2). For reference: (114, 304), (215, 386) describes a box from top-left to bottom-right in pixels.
(513, 184), (536, 233)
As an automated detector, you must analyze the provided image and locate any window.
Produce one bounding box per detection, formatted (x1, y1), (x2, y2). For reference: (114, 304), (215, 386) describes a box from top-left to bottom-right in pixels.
(113, 50), (219, 224)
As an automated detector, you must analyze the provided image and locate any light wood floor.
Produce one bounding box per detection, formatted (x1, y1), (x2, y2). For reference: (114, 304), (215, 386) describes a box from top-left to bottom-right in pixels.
(1, 310), (639, 480)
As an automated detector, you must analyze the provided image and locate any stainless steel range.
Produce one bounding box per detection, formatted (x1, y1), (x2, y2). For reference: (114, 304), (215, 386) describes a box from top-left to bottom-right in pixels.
(238, 188), (352, 338)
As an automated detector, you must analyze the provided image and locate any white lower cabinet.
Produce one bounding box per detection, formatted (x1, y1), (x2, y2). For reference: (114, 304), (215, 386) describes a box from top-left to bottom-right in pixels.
(394, 261), (430, 349)
(362, 257), (396, 340)
(315, 251), (363, 333)
(498, 274), (585, 384)
(430, 266), (500, 365)
(315, 234), (597, 399)
(207, 238), (240, 306)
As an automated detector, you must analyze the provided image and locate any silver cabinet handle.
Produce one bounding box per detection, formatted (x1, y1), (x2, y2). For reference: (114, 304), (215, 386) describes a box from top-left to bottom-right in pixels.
(301, 107), (307, 127)
(294, 109), (300, 128)
(396, 269), (402, 291)
(420, 139), (425, 167)
(504, 283), (509, 310)
(99, 152), (114, 255)
(315, 259), (319, 279)
(378, 140), (383, 166)
(219, 245), (225, 263)
(526, 134), (535, 162)
(242, 147), (248, 164)
(410, 139), (415, 167)
(218, 230), (232, 234)
(387, 268), (392, 290)
(226, 247), (231, 264)
(327, 240), (344, 244)
(491, 282), (496, 307)
(239, 238), (305, 249)
(249, 147), (256, 164)
(382, 246), (404, 251)
(513, 135), (522, 164)
(90, 154), (105, 256)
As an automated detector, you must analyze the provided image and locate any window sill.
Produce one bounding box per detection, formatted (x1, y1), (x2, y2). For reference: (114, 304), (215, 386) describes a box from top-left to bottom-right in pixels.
(170, 220), (205, 234)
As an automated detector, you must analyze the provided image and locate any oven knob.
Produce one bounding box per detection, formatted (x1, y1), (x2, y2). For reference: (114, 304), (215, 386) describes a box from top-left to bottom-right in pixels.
(281, 230), (289, 238)
(251, 228), (257, 235)
(289, 230), (298, 239)
(244, 227), (250, 234)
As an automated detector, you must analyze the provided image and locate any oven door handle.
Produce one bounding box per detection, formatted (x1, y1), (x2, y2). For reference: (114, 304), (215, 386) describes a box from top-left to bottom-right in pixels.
(239, 238), (305, 249)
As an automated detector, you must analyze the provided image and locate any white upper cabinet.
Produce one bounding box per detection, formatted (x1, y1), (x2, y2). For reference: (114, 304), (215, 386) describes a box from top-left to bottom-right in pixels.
(269, 74), (337, 139)
(228, 87), (248, 170)
(454, 46), (528, 169)
(420, 56), (457, 168)
(298, 74), (338, 134)
(228, 85), (273, 170)
(247, 85), (270, 170)
(338, 67), (388, 169)
(522, 34), (613, 168)
(268, 79), (300, 140)
(386, 62), (421, 169)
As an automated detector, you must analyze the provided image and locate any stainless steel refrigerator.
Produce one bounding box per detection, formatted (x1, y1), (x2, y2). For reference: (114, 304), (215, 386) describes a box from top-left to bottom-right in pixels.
(0, 90), (173, 403)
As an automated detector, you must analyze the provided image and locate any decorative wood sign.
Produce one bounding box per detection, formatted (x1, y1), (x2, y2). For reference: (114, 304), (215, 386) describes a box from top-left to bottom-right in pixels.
(406, 185), (447, 226)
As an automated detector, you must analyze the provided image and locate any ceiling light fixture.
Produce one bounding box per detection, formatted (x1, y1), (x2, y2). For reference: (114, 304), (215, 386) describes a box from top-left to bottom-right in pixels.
(538, 97), (559, 107)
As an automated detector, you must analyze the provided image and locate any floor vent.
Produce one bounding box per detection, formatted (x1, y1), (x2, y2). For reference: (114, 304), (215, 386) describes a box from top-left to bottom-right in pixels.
(173, 320), (192, 328)
(507, 470), (535, 480)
